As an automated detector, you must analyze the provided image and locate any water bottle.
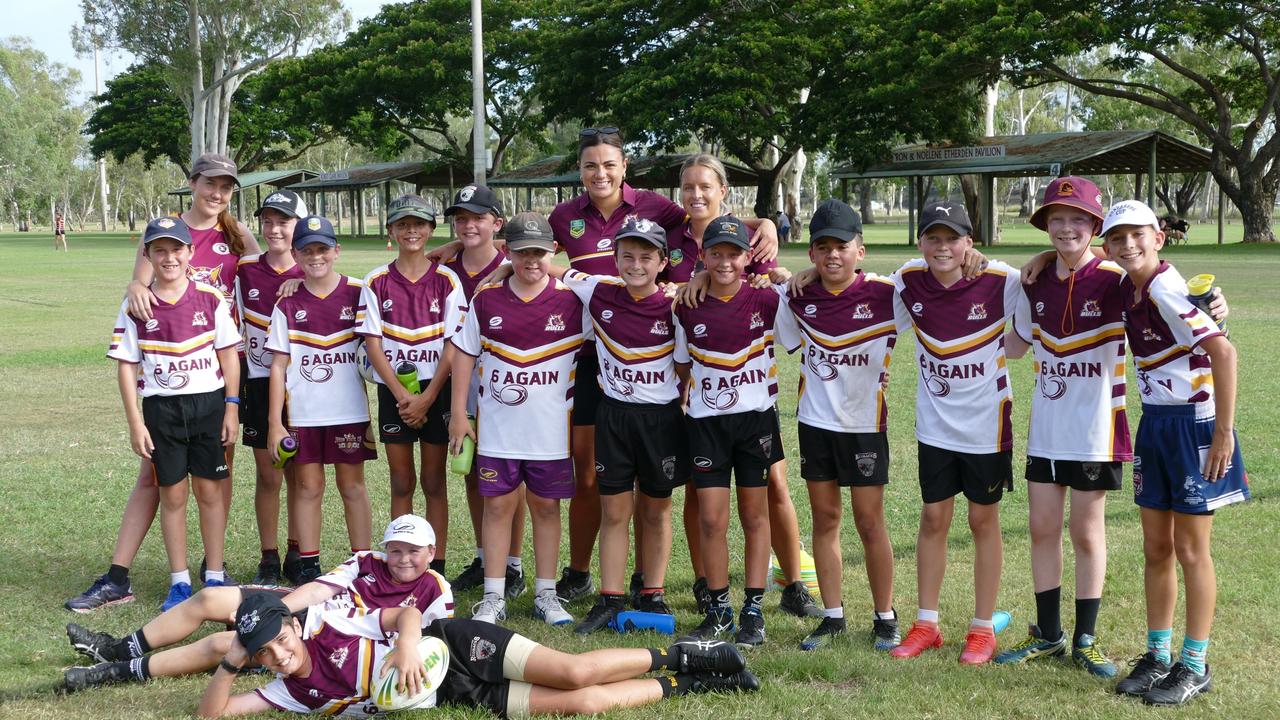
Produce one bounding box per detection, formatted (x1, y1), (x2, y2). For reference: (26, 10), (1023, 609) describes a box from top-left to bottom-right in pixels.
(610, 610), (676, 635)
(993, 610), (1011, 635)
(1186, 274), (1227, 336)
(450, 429), (475, 475)
(395, 361), (421, 394)
(272, 436), (298, 469)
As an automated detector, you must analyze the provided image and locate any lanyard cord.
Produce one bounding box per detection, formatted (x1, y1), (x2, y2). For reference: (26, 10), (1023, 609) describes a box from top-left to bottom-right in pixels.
(1057, 247), (1092, 337)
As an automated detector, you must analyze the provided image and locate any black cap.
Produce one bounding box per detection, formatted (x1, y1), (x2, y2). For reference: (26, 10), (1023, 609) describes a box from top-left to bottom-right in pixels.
(918, 201), (972, 238)
(616, 216), (667, 251)
(235, 592), (293, 657)
(702, 214), (751, 251)
(444, 185), (503, 217)
(292, 215), (338, 249)
(505, 212), (556, 252)
(255, 190), (308, 219)
(189, 153), (239, 185)
(386, 194), (437, 227)
(809, 199), (862, 243)
(143, 216), (193, 246)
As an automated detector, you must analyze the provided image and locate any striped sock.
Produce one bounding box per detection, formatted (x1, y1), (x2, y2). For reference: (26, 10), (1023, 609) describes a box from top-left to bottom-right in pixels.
(1147, 628), (1173, 664)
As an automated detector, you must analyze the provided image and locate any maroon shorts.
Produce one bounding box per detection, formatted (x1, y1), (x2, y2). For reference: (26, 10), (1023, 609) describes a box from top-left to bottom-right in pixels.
(475, 455), (575, 499)
(290, 422), (377, 465)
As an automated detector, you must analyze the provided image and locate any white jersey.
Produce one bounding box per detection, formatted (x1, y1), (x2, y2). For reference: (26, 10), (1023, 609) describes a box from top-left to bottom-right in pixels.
(674, 284), (783, 419)
(451, 279), (587, 460)
(357, 262), (466, 384)
(562, 270), (679, 404)
(108, 281), (240, 397)
(895, 259), (1022, 453)
(265, 276), (370, 427)
(315, 551), (453, 627)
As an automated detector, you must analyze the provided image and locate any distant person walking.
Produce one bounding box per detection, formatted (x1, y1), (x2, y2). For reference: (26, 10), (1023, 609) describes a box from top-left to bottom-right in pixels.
(54, 212), (67, 252)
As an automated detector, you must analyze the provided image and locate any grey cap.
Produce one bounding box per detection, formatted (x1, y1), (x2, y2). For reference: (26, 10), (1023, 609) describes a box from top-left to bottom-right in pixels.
(505, 212), (556, 252)
(386, 194), (437, 227)
(190, 153), (239, 185)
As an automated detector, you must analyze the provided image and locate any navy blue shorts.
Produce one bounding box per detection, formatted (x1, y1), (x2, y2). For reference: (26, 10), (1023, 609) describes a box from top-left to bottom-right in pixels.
(1134, 404), (1249, 514)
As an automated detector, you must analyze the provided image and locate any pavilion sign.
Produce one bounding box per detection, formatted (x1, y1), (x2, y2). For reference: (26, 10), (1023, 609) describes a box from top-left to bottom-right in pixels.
(891, 145), (1007, 163)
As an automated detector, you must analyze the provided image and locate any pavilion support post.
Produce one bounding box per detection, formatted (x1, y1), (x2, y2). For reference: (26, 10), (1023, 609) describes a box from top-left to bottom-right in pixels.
(255, 186), (262, 213)
(840, 178), (848, 203)
(355, 189), (364, 236)
(983, 173), (996, 247)
(382, 182), (391, 238)
(526, 186), (532, 212)
(1218, 187), (1225, 245)
(1134, 172), (1142, 202)
(907, 176), (918, 246)
(1148, 139), (1157, 209)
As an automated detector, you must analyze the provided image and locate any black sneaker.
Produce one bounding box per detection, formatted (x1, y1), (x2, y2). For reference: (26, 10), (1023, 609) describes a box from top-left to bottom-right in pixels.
(251, 559), (283, 586)
(674, 639), (746, 674)
(64, 574), (134, 613)
(451, 557), (484, 591)
(800, 616), (846, 651)
(689, 669), (761, 694)
(282, 549), (303, 585)
(872, 614), (901, 651)
(1142, 662), (1211, 706)
(555, 566), (594, 604)
(778, 581), (822, 618)
(680, 607), (736, 641)
(1115, 652), (1173, 696)
(296, 564), (323, 585)
(574, 596), (623, 635)
(629, 572), (644, 609)
(693, 577), (711, 614)
(505, 564), (527, 600)
(636, 591), (672, 615)
(64, 662), (131, 692)
(735, 607), (766, 648)
(66, 623), (121, 663)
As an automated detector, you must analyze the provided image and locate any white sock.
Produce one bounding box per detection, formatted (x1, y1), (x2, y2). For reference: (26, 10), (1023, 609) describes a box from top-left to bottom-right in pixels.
(475, 547), (484, 561)
(170, 570), (191, 586)
(824, 606), (844, 619)
(204, 569), (225, 583)
(482, 576), (505, 597)
(917, 608), (939, 623)
(971, 617), (994, 630)
(535, 578), (556, 594)
(875, 609), (897, 620)
(507, 556), (522, 570)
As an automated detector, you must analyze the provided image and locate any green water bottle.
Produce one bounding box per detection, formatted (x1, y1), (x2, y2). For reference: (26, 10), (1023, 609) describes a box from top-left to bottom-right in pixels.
(272, 436), (298, 469)
(395, 361), (421, 394)
(450, 422), (475, 475)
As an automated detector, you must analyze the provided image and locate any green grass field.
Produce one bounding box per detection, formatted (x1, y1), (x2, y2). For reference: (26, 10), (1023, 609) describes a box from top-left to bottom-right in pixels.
(1, 228), (1277, 719)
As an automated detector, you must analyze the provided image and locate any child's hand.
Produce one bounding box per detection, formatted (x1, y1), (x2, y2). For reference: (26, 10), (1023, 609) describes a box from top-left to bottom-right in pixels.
(221, 405), (239, 446)
(276, 278), (303, 300)
(748, 220), (779, 263)
(658, 282), (679, 299)
(398, 394), (430, 428)
(1208, 287), (1229, 323)
(1020, 251), (1055, 285)
(425, 240), (462, 263)
(787, 267), (818, 295)
(747, 273), (772, 289)
(129, 422), (154, 459)
(126, 281), (158, 322)
(381, 643), (424, 697)
(1203, 425), (1235, 482)
(961, 248), (989, 280)
(448, 415), (476, 457)
(676, 271), (710, 308)
(767, 267), (792, 285)
(267, 426), (289, 463)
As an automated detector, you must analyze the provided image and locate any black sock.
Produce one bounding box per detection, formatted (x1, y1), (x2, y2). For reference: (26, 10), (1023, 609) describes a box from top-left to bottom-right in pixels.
(127, 656), (151, 682)
(649, 647), (678, 672)
(107, 564), (130, 586)
(286, 539), (300, 555)
(429, 559), (446, 574)
(1074, 597), (1101, 644)
(301, 555), (322, 574)
(743, 587), (764, 612)
(114, 630), (150, 660)
(565, 567), (589, 580)
(709, 586), (731, 612)
(664, 673), (695, 697)
(1035, 587), (1062, 640)
(261, 548), (281, 565)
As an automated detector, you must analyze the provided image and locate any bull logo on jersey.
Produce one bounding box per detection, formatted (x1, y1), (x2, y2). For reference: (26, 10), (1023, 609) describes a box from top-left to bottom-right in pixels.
(545, 313), (565, 331)
(967, 303), (988, 321)
(189, 264), (224, 291)
(569, 219), (585, 238)
(851, 303), (874, 320)
(192, 311), (207, 326)
(856, 452), (877, 477)
(489, 377), (529, 406)
(152, 365), (190, 390)
(299, 361), (334, 383)
(400, 594), (417, 608)
(650, 319), (669, 336)
(1080, 299), (1102, 318)
(329, 647), (349, 669)
(430, 297), (440, 314)
(749, 312), (763, 330)
(669, 249), (684, 266)
(1039, 374), (1067, 400)
(1142, 327), (1163, 343)
(701, 384), (738, 411)
(339, 306), (354, 321)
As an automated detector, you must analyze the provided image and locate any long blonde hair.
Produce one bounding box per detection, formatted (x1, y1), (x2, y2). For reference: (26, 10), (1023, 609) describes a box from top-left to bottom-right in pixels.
(679, 153), (729, 189)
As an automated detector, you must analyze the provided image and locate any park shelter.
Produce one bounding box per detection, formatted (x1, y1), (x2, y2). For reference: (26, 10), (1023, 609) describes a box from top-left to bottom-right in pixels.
(170, 169), (318, 219)
(286, 161), (472, 237)
(831, 130), (1219, 245)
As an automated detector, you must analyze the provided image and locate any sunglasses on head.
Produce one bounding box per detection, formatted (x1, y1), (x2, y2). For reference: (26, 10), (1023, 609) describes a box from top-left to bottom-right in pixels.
(579, 126), (620, 138)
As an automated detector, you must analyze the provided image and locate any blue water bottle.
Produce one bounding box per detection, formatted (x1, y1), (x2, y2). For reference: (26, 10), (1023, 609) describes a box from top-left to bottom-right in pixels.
(610, 611), (676, 635)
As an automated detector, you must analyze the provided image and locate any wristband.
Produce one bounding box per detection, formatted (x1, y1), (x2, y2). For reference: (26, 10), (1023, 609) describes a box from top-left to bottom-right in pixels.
(224, 396), (241, 405)
(219, 658), (243, 674)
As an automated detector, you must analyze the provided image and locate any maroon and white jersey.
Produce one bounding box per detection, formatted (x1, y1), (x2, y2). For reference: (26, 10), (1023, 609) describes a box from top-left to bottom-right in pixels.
(357, 263), (466, 384)
(187, 224), (240, 305)
(265, 276), (369, 427)
(563, 270), (679, 404)
(775, 272), (900, 433)
(316, 551), (454, 626)
(674, 284), (782, 419)
(108, 281), (239, 397)
(451, 279), (587, 459)
(895, 259), (1021, 453)
(236, 254), (304, 379)
(549, 185), (687, 275)
(1121, 262), (1224, 409)
(55, 216), (65, 234)
(663, 222), (777, 284)
(442, 249), (507, 304)
(1013, 257), (1132, 461)
(255, 607), (425, 716)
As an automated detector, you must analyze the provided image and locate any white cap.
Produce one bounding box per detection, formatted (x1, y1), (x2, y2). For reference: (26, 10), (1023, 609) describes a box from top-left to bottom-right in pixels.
(1101, 200), (1160, 237)
(381, 515), (436, 548)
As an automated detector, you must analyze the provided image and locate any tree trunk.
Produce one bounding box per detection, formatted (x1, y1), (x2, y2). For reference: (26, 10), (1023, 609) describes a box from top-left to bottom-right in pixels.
(752, 164), (784, 219)
(859, 180), (874, 224)
(1237, 182), (1278, 243)
(959, 175), (985, 245)
(188, 0), (206, 164)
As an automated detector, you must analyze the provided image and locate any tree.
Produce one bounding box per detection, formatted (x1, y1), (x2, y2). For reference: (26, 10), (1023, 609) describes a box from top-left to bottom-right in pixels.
(76, 0), (347, 165)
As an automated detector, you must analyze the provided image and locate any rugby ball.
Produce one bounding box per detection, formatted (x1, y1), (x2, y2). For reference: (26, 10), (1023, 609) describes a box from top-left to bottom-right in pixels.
(373, 635), (450, 711)
(354, 339), (376, 384)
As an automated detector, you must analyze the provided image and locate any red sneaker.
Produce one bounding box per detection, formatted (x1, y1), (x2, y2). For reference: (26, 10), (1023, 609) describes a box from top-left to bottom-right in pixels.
(889, 621), (943, 658)
(958, 628), (997, 665)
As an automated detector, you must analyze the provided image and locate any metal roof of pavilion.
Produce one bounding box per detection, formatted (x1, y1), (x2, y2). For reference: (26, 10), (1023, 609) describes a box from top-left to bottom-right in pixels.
(832, 130), (1211, 180)
(285, 161), (470, 192)
(489, 154), (761, 188)
(169, 168), (318, 196)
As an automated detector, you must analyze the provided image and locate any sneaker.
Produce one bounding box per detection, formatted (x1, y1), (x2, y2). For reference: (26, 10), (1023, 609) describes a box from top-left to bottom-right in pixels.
(1115, 652), (1173, 696)
(636, 591), (672, 615)
(251, 559), (283, 586)
(555, 567), (593, 604)
(574, 596), (622, 635)
(66, 623), (121, 663)
(296, 564), (323, 585)
(65, 575), (135, 613)
(800, 616), (846, 651)
(1072, 634), (1117, 678)
(1143, 662), (1211, 706)
(64, 662), (131, 692)
(681, 607), (736, 641)
(872, 614), (900, 651)
(160, 582), (193, 612)
(533, 589), (574, 626)
(471, 593), (507, 624)
(693, 577), (711, 614)
(203, 577), (232, 589)
(504, 564), (527, 600)
(451, 557), (484, 591)
(778, 581), (822, 618)
(734, 607), (766, 648)
(958, 628), (997, 665)
(994, 624), (1066, 664)
(629, 572), (644, 609)
(889, 621), (943, 659)
(689, 669), (761, 694)
(674, 639), (747, 674)
(282, 549), (303, 585)
(198, 558), (237, 587)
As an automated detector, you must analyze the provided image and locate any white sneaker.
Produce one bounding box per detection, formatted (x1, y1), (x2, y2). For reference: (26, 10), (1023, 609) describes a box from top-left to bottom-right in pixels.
(471, 593), (507, 624)
(533, 589), (574, 626)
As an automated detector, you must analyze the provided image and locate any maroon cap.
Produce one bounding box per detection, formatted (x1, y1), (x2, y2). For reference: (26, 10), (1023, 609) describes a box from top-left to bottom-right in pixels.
(1031, 176), (1104, 233)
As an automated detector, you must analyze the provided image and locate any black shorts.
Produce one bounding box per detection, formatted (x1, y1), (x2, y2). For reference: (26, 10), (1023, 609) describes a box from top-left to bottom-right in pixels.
(142, 390), (230, 487)
(241, 376), (271, 449)
(798, 423), (889, 487)
(428, 618), (517, 718)
(918, 442), (1012, 505)
(689, 409), (784, 489)
(376, 380), (450, 444)
(595, 397), (689, 498)
(1025, 456), (1123, 492)
(571, 345), (601, 426)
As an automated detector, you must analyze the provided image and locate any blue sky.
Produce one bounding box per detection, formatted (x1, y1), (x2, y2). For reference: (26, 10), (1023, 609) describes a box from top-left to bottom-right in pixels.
(4, 0), (388, 101)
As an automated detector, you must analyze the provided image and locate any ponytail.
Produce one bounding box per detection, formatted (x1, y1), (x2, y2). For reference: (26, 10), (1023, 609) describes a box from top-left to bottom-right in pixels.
(218, 207), (246, 256)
